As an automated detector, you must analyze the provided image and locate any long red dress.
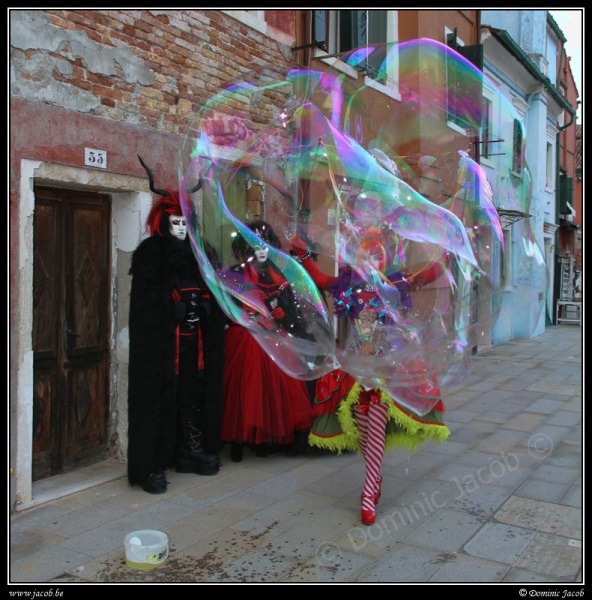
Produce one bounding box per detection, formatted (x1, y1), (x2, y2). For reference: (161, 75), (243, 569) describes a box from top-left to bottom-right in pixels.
(221, 259), (313, 448)
(222, 323), (313, 446)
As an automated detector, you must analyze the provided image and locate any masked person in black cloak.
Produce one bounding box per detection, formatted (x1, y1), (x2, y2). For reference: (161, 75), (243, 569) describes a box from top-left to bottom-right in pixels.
(127, 156), (225, 494)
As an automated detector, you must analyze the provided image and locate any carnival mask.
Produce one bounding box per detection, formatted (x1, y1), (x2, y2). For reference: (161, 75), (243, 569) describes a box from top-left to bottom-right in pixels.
(253, 244), (269, 263)
(169, 215), (187, 241)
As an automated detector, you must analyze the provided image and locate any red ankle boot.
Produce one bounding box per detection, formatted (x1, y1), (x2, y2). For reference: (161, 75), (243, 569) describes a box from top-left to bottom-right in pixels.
(361, 494), (376, 526)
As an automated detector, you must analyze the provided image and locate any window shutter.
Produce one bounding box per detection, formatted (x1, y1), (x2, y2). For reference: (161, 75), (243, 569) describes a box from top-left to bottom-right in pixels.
(457, 44), (483, 71)
(558, 174), (574, 214)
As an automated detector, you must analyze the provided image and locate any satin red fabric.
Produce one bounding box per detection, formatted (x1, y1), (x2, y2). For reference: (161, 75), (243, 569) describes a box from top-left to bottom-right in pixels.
(221, 323), (313, 445)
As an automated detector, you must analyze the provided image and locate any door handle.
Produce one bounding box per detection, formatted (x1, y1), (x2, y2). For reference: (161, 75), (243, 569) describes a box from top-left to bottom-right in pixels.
(64, 320), (79, 354)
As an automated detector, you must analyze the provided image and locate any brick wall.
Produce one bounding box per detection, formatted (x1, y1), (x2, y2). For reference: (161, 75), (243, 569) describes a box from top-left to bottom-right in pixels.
(11, 9), (296, 137)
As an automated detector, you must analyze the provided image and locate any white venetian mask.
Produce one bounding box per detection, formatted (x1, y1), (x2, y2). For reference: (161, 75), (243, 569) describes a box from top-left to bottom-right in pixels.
(253, 244), (269, 263)
(169, 215), (187, 241)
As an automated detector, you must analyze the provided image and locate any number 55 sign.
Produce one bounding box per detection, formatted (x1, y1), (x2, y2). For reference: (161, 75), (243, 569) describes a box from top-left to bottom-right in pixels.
(85, 148), (107, 169)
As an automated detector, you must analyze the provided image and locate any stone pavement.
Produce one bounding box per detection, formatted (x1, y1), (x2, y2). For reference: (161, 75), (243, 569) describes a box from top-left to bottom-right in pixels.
(9, 324), (582, 585)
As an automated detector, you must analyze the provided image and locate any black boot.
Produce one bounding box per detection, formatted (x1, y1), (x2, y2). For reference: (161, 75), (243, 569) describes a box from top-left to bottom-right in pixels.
(285, 431), (310, 456)
(177, 408), (220, 476)
(255, 445), (269, 457)
(230, 442), (244, 463)
(294, 431), (310, 454)
(140, 471), (167, 494)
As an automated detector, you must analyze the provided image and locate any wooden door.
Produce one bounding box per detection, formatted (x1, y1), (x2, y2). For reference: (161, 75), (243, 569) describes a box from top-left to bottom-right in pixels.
(32, 187), (111, 481)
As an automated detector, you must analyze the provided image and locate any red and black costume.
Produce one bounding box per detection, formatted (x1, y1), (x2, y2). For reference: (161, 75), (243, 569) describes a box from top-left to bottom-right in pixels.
(127, 157), (225, 494)
(221, 221), (313, 460)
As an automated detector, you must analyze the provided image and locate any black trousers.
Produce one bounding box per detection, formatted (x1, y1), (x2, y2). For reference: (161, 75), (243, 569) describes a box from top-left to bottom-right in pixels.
(176, 334), (205, 449)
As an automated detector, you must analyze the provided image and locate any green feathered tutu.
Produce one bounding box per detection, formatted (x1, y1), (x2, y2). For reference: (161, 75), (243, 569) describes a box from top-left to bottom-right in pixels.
(308, 373), (450, 454)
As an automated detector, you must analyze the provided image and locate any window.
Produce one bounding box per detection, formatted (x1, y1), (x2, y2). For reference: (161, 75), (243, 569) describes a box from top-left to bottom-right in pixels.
(545, 28), (557, 85)
(546, 142), (554, 189)
(312, 10), (398, 91)
(446, 28), (483, 134)
(558, 171), (574, 214)
(512, 119), (523, 174)
(445, 28), (466, 130)
(339, 11), (369, 52)
(337, 10), (387, 82)
(313, 10), (327, 49)
(314, 10), (387, 53)
(481, 97), (493, 160)
(501, 227), (513, 290)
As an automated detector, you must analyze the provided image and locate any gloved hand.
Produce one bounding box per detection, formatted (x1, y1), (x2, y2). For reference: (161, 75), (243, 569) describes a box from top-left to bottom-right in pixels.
(174, 301), (187, 322)
(271, 307), (285, 319)
(171, 289), (186, 321)
(289, 234), (309, 256)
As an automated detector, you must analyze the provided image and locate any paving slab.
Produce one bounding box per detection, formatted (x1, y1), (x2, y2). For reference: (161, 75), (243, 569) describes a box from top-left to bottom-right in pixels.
(401, 507), (484, 553)
(427, 552), (511, 582)
(514, 532), (582, 581)
(354, 543), (449, 582)
(10, 545), (94, 584)
(463, 522), (537, 564)
(494, 496), (582, 539)
(279, 547), (377, 582)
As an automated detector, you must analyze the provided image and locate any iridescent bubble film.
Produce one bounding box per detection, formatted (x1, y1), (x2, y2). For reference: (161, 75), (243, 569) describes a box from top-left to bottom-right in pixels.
(178, 38), (546, 416)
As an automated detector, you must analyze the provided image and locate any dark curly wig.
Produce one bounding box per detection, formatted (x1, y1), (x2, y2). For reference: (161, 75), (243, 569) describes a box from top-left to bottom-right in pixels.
(231, 220), (282, 261)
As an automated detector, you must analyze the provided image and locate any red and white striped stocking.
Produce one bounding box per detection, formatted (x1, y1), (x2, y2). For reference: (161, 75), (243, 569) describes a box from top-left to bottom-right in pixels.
(355, 401), (388, 512)
(354, 405), (369, 457)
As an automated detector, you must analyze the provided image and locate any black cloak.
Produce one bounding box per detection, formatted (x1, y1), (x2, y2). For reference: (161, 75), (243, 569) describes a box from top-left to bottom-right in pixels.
(127, 234), (225, 485)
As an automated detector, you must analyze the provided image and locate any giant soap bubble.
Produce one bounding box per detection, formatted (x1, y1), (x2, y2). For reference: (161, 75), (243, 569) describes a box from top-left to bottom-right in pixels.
(178, 38), (546, 416)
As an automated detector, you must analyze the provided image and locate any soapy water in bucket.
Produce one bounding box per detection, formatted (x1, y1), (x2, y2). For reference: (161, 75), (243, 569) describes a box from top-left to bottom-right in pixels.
(124, 530), (169, 570)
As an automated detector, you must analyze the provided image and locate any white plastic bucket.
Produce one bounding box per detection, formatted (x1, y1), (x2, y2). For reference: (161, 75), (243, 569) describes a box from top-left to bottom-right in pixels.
(124, 530), (169, 570)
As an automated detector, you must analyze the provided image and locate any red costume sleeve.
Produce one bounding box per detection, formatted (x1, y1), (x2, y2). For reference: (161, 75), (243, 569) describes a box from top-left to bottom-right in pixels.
(290, 236), (339, 290)
(298, 256), (339, 290)
(415, 263), (441, 286)
(407, 255), (449, 289)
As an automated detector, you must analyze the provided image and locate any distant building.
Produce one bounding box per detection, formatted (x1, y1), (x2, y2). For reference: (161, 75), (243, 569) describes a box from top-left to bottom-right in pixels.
(551, 12), (581, 308)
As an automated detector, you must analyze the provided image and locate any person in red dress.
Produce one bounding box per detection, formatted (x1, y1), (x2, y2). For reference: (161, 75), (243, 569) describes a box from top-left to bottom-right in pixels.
(221, 220), (313, 461)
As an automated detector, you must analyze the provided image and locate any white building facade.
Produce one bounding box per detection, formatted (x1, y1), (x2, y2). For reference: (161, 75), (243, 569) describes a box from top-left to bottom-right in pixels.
(479, 10), (573, 343)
